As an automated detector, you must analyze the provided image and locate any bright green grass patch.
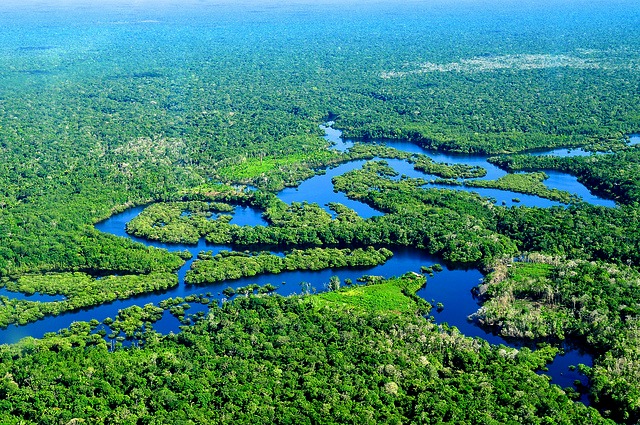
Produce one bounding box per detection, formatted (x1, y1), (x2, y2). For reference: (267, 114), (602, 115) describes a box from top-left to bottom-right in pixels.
(217, 151), (338, 180)
(312, 274), (427, 314)
(509, 262), (553, 281)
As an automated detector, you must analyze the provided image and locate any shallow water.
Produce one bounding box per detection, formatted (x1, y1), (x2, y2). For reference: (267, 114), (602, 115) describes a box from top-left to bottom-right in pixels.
(528, 147), (593, 157)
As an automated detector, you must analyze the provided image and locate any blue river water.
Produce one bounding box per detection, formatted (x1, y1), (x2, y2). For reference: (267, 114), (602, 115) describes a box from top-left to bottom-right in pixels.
(0, 287), (64, 302)
(1, 124), (619, 403)
(528, 133), (640, 153)
(323, 124), (616, 208)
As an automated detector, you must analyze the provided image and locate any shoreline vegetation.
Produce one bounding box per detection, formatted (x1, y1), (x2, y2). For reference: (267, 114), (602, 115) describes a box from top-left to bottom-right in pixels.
(0, 0), (639, 422)
(471, 255), (640, 421)
(0, 276), (611, 424)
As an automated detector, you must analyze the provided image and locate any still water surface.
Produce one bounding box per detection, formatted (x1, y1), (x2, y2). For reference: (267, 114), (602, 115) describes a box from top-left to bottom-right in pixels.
(324, 124), (615, 208)
(1, 125), (612, 402)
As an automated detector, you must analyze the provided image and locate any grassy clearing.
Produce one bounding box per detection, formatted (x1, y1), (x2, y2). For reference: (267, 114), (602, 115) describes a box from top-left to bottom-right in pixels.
(509, 262), (553, 281)
(217, 151), (338, 180)
(312, 274), (427, 314)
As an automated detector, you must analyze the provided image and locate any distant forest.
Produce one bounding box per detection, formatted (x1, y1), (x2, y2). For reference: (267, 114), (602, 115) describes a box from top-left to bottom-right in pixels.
(0, 0), (639, 423)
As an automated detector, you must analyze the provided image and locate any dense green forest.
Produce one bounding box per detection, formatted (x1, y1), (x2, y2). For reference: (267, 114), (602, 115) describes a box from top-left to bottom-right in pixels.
(0, 278), (611, 424)
(185, 247), (394, 285)
(0, 0), (640, 422)
(490, 149), (640, 205)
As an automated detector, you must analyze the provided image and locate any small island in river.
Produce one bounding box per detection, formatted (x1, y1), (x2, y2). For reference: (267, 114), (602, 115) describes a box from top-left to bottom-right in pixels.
(0, 0), (639, 423)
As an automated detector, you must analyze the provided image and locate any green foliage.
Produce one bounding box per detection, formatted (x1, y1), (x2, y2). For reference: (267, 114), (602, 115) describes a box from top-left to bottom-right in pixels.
(126, 201), (234, 244)
(0, 222), (185, 276)
(126, 161), (517, 268)
(215, 147), (339, 191)
(0, 1), (639, 422)
(1, 0), (638, 279)
(491, 150), (640, 205)
(437, 172), (579, 203)
(496, 204), (640, 264)
(185, 247), (393, 285)
(346, 143), (487, 178)
(314, 274), (429, 314)
(331, 161), (519, 264)
(0, 292), (610, 424)
(0, 272), (177, 328)
(109, 303), (164, 338)
(473, 257), (640, 422)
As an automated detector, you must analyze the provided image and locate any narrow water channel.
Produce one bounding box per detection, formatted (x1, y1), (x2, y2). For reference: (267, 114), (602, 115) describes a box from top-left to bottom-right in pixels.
(1, 123), (618, 404)
(324, 128), (616, 208)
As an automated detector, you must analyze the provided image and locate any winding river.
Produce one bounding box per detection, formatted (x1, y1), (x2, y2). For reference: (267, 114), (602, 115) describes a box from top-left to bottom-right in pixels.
(0, 124), (626, 404)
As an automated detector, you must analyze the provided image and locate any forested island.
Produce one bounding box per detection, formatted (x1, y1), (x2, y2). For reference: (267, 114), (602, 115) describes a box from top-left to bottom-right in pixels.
(1, 0), (640, 423)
